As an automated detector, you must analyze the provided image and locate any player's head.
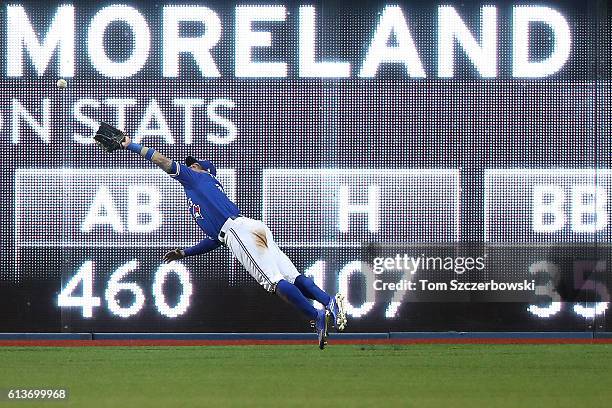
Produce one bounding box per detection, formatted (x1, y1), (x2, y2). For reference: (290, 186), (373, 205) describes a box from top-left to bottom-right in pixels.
(185, 156), (217, 176)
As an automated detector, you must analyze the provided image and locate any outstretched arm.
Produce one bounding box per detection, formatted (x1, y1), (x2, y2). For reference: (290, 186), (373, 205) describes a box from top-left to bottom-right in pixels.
(121, 135), (176, 174)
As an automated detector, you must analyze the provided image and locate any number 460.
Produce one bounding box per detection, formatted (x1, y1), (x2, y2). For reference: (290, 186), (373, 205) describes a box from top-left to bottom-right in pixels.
(57, 260), (193, 318)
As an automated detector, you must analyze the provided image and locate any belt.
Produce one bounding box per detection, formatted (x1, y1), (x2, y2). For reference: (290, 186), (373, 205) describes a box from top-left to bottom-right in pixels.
(218, 216), (240, 243)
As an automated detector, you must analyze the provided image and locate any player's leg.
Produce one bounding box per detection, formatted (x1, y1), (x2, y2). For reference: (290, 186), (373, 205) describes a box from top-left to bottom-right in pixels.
(253, 222), (330, 304)
(272, 240), (331, 306)
(224, 218), (329, 348)
(224, 218), (322, 321)
(273, 274), (330, 349)
(262, 222), (347, 331)
(274, 247), (347, 334)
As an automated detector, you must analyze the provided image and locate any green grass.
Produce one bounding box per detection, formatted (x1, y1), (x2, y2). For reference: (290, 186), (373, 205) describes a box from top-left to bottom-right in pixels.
(1, 344), (612, 407)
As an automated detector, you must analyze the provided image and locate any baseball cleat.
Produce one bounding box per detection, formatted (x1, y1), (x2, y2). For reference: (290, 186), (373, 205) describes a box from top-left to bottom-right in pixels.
(328, 293), (348, 331)
(315, 309), (329, 350)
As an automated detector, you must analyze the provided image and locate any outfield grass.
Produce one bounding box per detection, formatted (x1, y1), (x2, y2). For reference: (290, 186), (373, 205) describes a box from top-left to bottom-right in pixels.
(1, 344), (611, 407)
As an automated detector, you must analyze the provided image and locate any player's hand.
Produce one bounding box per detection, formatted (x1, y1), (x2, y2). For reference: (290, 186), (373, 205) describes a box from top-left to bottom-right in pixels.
(121, 134), (131, 149)
(163, 248), (185, 263)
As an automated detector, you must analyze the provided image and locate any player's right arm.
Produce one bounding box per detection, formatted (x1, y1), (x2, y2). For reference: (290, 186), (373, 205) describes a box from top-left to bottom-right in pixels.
(121, 135), (177, 174)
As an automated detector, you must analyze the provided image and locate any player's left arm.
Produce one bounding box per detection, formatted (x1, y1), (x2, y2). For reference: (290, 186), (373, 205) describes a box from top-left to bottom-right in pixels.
(121, 135), (177, 174)
(163, 238), (221, 263)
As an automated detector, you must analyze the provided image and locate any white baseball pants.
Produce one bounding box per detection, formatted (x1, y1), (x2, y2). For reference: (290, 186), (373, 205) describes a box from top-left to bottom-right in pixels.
(218, 217), (300, 292)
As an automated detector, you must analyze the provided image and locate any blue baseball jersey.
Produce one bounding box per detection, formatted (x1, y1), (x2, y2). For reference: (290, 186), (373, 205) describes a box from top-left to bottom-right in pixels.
(170, 163), (240, 240)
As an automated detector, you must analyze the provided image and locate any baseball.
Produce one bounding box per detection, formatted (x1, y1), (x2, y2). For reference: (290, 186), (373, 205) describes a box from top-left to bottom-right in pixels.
(56, 78), (67, 88)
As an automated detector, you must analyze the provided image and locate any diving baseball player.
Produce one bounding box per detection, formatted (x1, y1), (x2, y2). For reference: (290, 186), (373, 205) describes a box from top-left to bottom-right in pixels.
(93, 122), (346, 349)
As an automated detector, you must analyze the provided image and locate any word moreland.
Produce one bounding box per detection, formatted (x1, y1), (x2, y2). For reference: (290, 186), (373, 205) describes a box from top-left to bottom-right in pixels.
(5, 4), (572, 78)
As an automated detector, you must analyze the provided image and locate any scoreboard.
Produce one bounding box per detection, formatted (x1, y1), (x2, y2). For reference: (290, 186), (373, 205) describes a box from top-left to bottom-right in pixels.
(0, 0), (610, 333)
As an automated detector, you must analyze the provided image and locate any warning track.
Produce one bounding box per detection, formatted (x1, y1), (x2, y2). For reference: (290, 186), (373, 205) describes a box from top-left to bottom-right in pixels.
(1, 338), (612, 347)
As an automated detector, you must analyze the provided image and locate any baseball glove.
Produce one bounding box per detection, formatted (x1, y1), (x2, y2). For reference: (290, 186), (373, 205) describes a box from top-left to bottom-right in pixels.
(94, 122), (125, 152)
